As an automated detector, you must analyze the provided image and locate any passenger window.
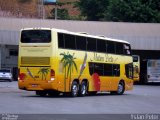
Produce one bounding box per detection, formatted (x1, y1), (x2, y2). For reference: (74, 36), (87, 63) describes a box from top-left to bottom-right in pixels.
(58, 33), (64, 48)
(89, 63), (120, 77)
(64, 34), (76, 49)
(116, 42), (124, 55)
(104, 64), (113, 76)
(107, 41), (115, 54)
(113, 64), (120, 76)
(94, 63), (104, 76)
(87, 38), (96, 52)
(76, 36), (86, 50)
(97, 40), (106, 53)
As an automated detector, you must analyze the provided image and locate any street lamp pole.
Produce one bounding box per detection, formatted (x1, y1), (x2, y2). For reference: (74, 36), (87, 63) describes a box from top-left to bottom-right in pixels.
(40, 0), (57, 19)
(42, 0), (45, 19)
(55, 1), (57, 20)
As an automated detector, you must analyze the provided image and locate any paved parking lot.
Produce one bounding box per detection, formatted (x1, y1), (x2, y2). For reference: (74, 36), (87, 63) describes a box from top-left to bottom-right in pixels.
(0, 81), (160, 114)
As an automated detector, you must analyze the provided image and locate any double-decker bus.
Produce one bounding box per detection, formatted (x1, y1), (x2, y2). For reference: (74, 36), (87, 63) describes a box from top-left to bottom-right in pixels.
(132, 55), (140, 82)
(18, 28), (133, 97)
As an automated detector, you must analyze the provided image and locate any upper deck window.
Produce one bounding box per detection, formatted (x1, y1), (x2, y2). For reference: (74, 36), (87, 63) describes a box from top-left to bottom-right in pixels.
(64, 34), (76, 49)
(115, 42), (124, 54)
(97, 40), (107, 53)
(87, 37), (96, 52)
(21, 30), (51, 43)
(107, 41), (115, 54)
(57, 32), (131, 56)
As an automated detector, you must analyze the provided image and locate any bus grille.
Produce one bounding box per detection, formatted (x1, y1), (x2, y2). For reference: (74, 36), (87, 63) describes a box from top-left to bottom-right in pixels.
(21, 57), (50, 65)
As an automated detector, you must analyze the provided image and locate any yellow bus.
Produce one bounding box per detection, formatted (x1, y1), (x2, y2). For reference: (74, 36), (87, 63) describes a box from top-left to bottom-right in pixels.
(132, 55), (140, 82)
(18, 28), (133, 97)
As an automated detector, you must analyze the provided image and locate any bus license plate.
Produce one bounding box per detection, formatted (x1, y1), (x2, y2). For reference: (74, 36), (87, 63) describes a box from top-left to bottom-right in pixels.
(32, 84), (38, 87)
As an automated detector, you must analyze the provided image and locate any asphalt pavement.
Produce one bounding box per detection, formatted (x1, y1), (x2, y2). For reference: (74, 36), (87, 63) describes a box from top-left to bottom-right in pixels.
(0, 81), (160, 120)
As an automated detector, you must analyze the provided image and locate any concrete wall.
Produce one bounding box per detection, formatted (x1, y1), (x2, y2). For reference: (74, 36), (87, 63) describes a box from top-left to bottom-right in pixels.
(0, 30), (19, 45)
(0, 45), (18, 69)
(0, 17), (160, 50)
(0, 45), (1, 69)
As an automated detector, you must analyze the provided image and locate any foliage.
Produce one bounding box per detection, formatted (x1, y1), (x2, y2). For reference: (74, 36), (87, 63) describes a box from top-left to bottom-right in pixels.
(50, 8), (70, 20)
(74, 0), (109, 21)
(75, 0), (160, 23)
(105, 0), (160, 23)
(49, 1), (82, 20)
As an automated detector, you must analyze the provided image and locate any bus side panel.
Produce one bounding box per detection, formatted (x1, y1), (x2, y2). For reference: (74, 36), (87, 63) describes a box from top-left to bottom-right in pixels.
(57, 49), (102, 92)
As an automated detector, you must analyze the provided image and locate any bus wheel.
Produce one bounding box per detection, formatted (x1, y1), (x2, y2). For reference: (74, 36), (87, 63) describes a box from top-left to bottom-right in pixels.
(79, 81), (87, 97)
(36, 91), (47, 97)
(71, 81), (79, 97)
(117, 81), (125, 95)
(110, 81), (125, 95)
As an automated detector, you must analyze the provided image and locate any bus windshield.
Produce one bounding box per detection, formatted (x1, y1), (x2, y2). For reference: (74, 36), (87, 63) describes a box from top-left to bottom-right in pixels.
(21, 30), (51, 43)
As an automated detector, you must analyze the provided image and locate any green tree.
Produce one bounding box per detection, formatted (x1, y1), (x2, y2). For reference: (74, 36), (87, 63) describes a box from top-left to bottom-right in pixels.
(75, 0), (160, 23)
(105, 0), (160, 23)
(50, 8), (70, 20)
(49, 1), (78, 20)
(75, 0), (109, 21)
(60, 52), (78, 92)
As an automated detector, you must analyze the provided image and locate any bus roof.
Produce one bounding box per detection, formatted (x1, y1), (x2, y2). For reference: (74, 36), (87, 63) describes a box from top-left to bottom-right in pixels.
(21, 28), (130, 44)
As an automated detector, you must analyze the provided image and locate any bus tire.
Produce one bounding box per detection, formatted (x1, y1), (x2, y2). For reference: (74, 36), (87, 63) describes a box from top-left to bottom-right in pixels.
(36, 91), (47, 97)
(79, 81), (87, 97)
(117, 81), (125, 95)
(71, 81), (79, 97)
(110, 81), (125, 95)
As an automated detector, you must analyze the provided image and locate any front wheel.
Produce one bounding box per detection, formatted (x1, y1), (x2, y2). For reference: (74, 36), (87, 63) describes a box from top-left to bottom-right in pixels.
(71, 81), (79, 97)
(117, 82), (125, 95)
(110, 81), (125, 95)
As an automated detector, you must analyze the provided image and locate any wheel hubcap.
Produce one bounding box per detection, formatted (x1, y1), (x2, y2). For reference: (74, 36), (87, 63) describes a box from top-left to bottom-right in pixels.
(81, 85), (86, 95)
(72, 85), (78, 96)
(118, 84), (123, 93)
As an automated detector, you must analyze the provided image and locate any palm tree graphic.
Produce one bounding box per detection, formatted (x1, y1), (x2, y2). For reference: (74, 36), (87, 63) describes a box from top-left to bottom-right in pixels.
(60, 52), (78, 92)
(38, 68), (49, 80)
